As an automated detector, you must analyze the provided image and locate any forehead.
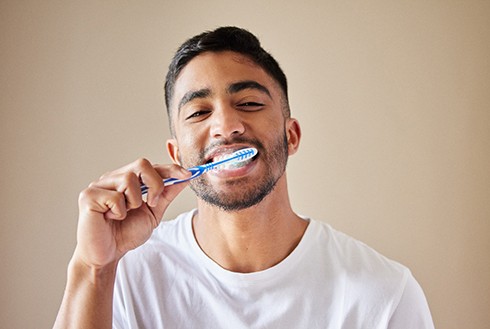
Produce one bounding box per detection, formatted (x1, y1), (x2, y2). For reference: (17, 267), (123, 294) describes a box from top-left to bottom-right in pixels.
(170, 51), (281, 110)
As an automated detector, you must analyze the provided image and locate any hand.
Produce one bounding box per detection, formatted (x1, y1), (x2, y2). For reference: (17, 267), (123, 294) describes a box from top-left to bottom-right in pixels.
(74, 158), (191, 269)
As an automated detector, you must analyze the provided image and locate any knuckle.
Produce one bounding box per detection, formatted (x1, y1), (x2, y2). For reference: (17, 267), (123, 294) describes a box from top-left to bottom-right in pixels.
(78, 187), (93, 204)
(88, 180), (98, 189)
(127, 196), (142, 209)
(121, 171), (138, 186)
(103, 191), (126, 212)
(167, 163), (181, 170)
(134, 157), (151, 169)
(110, 192), (125, 205)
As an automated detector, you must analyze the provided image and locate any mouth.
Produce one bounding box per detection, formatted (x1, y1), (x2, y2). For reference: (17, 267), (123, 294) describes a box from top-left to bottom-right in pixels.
(204, 146), (258, 171)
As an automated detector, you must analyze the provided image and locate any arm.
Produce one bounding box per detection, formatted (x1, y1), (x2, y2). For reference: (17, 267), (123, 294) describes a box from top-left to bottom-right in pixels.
(53, 159), (190, 329)
(54, 256), (118, 328)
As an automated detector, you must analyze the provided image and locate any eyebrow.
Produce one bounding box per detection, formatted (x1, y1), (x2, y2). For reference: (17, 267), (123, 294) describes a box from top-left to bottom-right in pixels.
(178, 88), (212, 112)
(227, 80), (272, 98)
(177, 80), (272, 113)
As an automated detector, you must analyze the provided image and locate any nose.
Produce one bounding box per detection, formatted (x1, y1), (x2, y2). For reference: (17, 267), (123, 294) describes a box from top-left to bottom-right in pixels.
(209, 105), (245, 139)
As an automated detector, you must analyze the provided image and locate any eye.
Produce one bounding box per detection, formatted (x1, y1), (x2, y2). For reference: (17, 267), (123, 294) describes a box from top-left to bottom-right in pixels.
(237, 102), (265, 111)
(185, 109), (211, 120)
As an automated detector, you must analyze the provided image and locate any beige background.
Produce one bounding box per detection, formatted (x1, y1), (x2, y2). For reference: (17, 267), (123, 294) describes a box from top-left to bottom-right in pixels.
(1, 1), (489, 328)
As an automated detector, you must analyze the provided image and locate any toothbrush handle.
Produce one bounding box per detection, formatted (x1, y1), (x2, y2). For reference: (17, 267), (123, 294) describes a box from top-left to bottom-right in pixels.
(140, 167), (203, 194)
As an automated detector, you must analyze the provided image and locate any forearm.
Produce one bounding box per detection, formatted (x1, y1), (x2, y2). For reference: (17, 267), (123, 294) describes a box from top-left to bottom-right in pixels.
(53, 256), (118, 329)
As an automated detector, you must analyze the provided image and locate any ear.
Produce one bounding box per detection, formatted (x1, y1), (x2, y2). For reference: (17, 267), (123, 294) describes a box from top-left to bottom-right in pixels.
(285, 118), (301, 156)
(166, 138), (182, 165)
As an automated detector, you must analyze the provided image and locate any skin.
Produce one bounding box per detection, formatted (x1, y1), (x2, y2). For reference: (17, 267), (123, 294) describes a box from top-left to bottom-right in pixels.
(54, 50), (306, 328)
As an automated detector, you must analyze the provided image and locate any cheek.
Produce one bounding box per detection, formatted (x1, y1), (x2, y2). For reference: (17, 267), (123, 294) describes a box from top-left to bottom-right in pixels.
(175, 123), (201, 147)
(179, 132), (195, 147)
(175, 133), (203, 167)
(262, 115), (285, 138)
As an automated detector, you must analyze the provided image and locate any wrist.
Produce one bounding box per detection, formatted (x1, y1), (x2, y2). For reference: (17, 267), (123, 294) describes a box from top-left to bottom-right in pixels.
(68, 252), (119, 287)
(54, 251), (118, 329)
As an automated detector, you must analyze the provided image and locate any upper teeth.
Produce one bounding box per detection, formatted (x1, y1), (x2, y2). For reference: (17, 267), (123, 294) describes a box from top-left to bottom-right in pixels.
(210, 151), (253, 171)
(212, 154), (231, 162)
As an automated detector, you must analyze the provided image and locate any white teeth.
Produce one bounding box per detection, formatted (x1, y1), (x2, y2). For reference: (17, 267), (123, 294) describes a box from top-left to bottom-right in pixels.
(210, 151), (254, 171)
(212, 154), (229, 162)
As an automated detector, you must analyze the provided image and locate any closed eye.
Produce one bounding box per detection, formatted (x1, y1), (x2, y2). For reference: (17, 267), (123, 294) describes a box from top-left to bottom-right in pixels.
(237, 102), (265, 110)
(186, 110), (211, 120)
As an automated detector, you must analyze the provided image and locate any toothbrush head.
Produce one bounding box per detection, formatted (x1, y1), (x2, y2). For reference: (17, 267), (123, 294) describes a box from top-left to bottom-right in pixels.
(204, 147), (258, 172)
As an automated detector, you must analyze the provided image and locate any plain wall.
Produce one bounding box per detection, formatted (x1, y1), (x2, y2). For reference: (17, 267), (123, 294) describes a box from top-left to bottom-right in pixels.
(1, 1), (489, 328)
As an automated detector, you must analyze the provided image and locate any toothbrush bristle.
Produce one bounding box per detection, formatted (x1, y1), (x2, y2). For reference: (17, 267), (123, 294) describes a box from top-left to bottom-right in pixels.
(206, 147), (257, 171)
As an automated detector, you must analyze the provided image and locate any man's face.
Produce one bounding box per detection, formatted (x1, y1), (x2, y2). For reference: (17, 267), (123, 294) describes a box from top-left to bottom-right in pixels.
(167, 51), (299, 211)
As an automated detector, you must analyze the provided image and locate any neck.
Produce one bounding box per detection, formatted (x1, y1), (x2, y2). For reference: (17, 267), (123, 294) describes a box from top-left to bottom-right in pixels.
(192, 176), (308, 273)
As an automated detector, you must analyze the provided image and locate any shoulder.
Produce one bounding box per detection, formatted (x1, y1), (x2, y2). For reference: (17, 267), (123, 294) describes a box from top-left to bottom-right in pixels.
(312, 220), (408, 275)
(312, 219), (408, 277)
(309, 219), (433, 325)
(309, 218), (410, 302)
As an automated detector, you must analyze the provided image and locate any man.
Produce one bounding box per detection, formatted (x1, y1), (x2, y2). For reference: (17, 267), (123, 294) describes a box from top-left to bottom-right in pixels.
(54, 27), (434, 328)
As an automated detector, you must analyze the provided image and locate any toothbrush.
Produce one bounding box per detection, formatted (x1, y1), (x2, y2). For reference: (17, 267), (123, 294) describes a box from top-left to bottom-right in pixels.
(140, 147), (258, 194)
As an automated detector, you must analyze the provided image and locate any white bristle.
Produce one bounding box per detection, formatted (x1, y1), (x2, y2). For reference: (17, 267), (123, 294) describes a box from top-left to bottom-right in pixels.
(206, 147), (257, 171)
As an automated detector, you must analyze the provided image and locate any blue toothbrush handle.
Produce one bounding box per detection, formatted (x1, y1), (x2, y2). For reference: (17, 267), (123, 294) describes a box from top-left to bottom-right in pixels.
(140, 167), (203, 195)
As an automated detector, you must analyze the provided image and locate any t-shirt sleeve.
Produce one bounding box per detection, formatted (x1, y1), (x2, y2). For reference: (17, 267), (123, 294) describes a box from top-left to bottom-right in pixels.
(112, 277), (125, 329)
(388, 273), (435, 329)
(112, 263), (131, 329)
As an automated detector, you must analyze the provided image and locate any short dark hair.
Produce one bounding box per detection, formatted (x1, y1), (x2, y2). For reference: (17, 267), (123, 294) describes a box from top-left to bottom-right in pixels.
(164, 26), (289, 133)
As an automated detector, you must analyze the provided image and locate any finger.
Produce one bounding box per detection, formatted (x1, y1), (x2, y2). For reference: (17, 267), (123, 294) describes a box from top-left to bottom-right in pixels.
(94, 158), (191, 209)
(146, 164), (191, 206)
(147, 180), (189, 220)
(79, 186), (127, 220)
(103, 190), (128, 220)
(100, 157), (155, 179)
(100, 158), (175, 208)
(137, 161), (167, 207)
(90, 172), (143, 211)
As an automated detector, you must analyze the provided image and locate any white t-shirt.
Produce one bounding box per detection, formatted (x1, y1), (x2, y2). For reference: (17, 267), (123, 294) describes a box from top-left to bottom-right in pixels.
(113, 210), (434, 329)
